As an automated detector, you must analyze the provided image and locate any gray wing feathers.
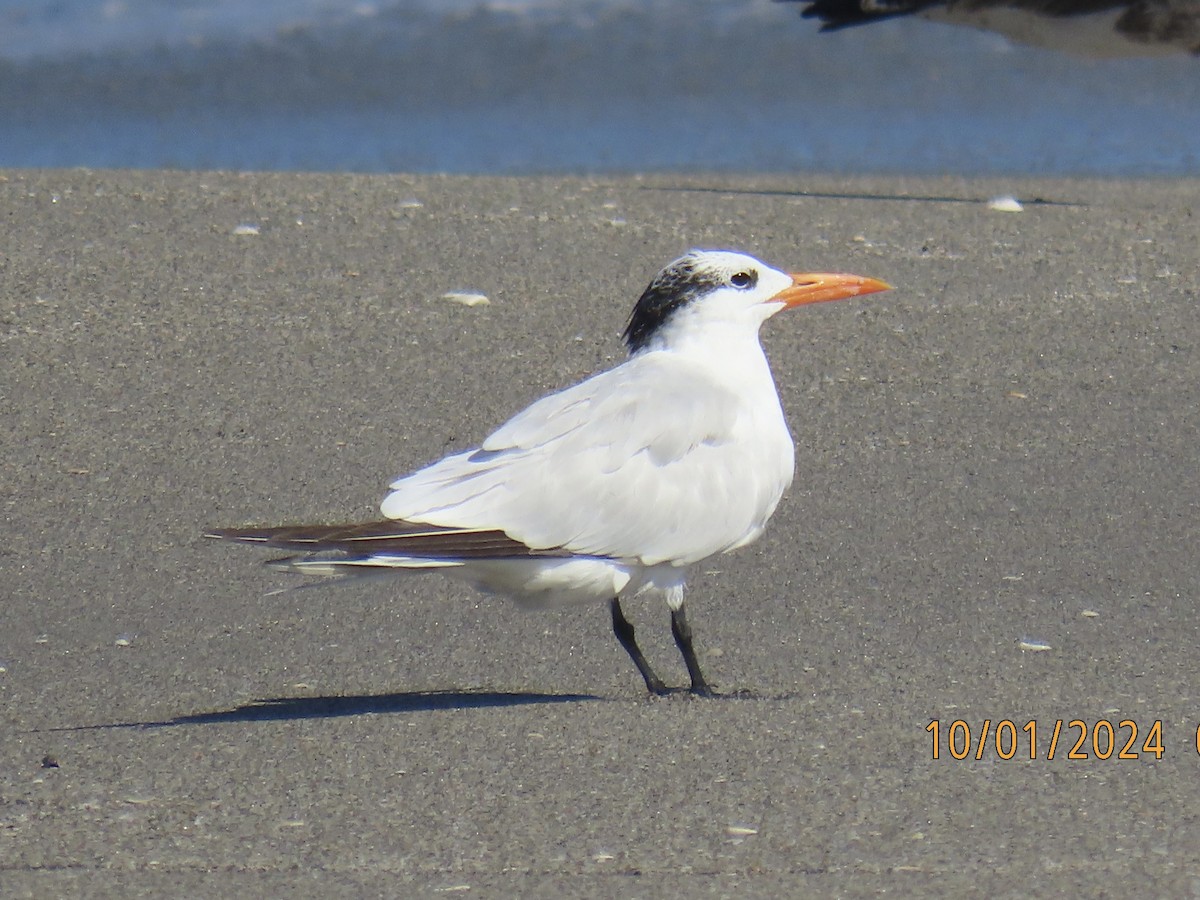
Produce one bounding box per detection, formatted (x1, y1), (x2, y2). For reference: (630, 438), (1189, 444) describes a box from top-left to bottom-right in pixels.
(379, 355), (791, 565)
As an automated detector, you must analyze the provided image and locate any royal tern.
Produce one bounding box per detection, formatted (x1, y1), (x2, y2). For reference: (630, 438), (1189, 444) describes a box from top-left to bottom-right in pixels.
(791, 0), (1200, 56)
(207, 250), (891, 695)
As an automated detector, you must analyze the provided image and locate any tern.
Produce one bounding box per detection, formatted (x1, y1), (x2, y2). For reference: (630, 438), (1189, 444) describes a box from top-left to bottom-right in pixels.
(791, 0), (1200, 56)
(207, 250), (891, 695)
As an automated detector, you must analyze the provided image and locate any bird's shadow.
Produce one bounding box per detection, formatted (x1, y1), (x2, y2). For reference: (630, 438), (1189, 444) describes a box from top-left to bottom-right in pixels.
(38, 689), (602, 732)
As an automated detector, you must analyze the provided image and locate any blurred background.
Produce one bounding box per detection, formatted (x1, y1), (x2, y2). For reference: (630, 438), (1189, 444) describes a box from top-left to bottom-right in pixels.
(0, 0), (1197, 175)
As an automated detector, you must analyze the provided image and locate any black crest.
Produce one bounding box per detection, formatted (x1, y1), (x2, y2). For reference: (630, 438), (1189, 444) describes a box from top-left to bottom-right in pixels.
(622, 254), (739, 353)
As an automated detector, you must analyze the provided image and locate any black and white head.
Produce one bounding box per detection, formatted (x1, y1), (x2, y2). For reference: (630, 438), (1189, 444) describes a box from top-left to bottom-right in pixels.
(622, 250), (890, 354)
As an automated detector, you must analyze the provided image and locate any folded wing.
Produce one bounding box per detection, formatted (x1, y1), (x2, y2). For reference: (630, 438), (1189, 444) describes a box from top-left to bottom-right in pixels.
(380, 352), (795, 566)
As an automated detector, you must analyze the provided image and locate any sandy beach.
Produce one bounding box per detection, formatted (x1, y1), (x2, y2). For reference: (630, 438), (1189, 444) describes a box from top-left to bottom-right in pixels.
(3, 168), (1199, 894)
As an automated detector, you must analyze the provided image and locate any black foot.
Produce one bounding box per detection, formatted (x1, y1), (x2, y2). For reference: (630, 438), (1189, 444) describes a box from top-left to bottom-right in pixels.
(646, 684), (727, 699)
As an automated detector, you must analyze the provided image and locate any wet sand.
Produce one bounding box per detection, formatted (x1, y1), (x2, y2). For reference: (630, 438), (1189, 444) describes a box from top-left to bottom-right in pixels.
(3, 169), (1199, 894)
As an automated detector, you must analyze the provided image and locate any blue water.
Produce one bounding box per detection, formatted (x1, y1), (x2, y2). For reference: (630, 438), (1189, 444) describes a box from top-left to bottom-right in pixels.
(0, 0), (1197, 175)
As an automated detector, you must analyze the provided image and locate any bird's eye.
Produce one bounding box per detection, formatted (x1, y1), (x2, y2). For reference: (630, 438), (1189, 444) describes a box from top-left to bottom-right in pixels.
(730, 271), (755, 289)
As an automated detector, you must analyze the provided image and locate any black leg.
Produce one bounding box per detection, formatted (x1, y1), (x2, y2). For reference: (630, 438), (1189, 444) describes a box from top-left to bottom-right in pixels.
(610, 597), (668, 695)
(671, 604), (715, 697)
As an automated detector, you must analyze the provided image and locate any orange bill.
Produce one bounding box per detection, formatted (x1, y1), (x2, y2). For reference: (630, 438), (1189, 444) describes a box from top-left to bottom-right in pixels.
(771, 272), (892, 308)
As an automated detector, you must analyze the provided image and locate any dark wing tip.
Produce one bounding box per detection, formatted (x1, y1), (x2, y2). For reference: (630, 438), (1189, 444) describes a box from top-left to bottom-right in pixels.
(204, 520), (571, 559)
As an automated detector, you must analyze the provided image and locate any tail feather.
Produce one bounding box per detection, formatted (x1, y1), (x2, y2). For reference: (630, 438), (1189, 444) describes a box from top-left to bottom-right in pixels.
(264, 554), (466, 576)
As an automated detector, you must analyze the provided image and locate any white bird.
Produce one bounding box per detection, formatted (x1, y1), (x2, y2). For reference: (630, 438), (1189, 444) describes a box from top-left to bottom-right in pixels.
(207, 250), (891, 695)
(792, 0), (1200, 57)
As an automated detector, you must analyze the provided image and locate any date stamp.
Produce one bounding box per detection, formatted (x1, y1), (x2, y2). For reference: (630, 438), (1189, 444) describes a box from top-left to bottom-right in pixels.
(926, 719), (1166, 760)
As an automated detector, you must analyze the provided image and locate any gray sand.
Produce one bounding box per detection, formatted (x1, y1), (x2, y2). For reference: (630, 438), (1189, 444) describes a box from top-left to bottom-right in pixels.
(3, 169), (1199, 895)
